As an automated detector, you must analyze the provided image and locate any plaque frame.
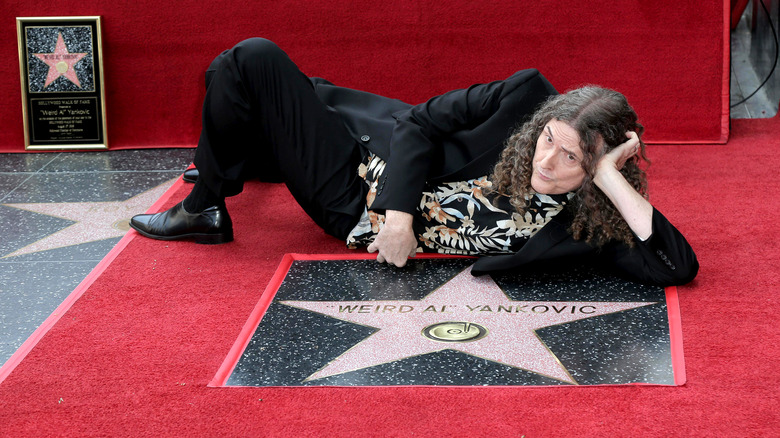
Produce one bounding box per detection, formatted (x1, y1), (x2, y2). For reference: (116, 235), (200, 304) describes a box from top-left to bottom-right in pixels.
(16, 16), (108, 150)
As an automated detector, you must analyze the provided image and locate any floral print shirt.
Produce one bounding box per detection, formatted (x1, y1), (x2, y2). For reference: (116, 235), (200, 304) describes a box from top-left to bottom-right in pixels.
(347, 153), (573, 255)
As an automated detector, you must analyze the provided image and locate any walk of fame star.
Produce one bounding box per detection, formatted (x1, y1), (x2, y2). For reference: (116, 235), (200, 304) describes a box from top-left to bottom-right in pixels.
(282, 266), (653, 384)
(219, 257), (678, 387)
(33, 33), (87, 89)
(2, 180), (176, 258)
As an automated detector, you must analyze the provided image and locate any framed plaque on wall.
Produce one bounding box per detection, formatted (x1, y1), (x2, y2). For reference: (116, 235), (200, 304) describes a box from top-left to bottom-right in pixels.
(17, 16), (108, 150)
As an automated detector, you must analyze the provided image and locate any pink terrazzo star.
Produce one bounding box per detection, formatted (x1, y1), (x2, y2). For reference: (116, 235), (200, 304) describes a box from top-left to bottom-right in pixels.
(2, 180), (176, 258)
(282, 266), (655, 384)
(33, 33), (87, 88)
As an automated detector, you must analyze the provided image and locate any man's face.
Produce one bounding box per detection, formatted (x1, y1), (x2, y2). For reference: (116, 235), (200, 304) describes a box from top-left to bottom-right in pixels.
(530, 119), (587, 194)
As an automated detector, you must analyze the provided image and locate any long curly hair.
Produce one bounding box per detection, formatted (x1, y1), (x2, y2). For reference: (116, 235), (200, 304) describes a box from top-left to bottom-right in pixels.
(490, 86), (649, 246)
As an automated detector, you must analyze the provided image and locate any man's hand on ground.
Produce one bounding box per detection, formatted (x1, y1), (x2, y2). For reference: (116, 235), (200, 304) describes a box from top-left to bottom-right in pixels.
(367, 210), (417, 267)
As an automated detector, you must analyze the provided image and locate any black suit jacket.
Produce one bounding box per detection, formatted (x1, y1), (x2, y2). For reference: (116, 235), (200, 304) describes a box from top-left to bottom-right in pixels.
(313, 69), (555, 213)
(312, 70), (698, 286)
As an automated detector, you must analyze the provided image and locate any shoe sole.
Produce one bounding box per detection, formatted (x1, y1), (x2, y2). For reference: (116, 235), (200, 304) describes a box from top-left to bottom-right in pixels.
(129, 223), (233, 244)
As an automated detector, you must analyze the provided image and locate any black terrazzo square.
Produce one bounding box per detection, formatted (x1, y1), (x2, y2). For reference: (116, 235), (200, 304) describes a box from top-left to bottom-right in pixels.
(0, 153), (57, 173)
(219, 256), (682, 387)
(0, 173), (34, 201)
(42, 149), (193, 172)
(2, 171), (183, 203)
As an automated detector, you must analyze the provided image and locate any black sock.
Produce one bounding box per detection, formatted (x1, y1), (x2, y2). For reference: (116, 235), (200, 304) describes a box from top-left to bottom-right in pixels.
(182, 180), (225, 213)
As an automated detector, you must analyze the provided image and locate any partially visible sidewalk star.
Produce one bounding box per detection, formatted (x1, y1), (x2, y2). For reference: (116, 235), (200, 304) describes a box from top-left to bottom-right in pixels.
(2, 179), (176, 258)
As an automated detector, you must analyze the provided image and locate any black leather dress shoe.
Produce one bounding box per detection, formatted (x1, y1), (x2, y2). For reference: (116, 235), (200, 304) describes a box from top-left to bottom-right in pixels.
(182, 168), (199, 183)
(129, 202), (233, 244)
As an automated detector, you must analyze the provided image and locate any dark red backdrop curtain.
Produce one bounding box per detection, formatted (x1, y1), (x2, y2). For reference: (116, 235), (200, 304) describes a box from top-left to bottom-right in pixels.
(2, 0), (728, 152)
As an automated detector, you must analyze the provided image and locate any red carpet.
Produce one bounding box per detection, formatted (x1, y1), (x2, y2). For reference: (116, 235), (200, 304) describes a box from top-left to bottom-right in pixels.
(0, 114), (778, 436)
(2, 0), (728, 152)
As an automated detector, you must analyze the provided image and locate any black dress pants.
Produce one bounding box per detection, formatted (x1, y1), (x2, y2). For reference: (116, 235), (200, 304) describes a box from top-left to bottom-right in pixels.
(193, 38), (367, 239)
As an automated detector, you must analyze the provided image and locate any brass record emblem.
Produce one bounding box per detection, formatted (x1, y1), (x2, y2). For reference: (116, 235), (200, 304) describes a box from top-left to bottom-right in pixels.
(112, 218), (131, 232)
(422, 322), (488, 343)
